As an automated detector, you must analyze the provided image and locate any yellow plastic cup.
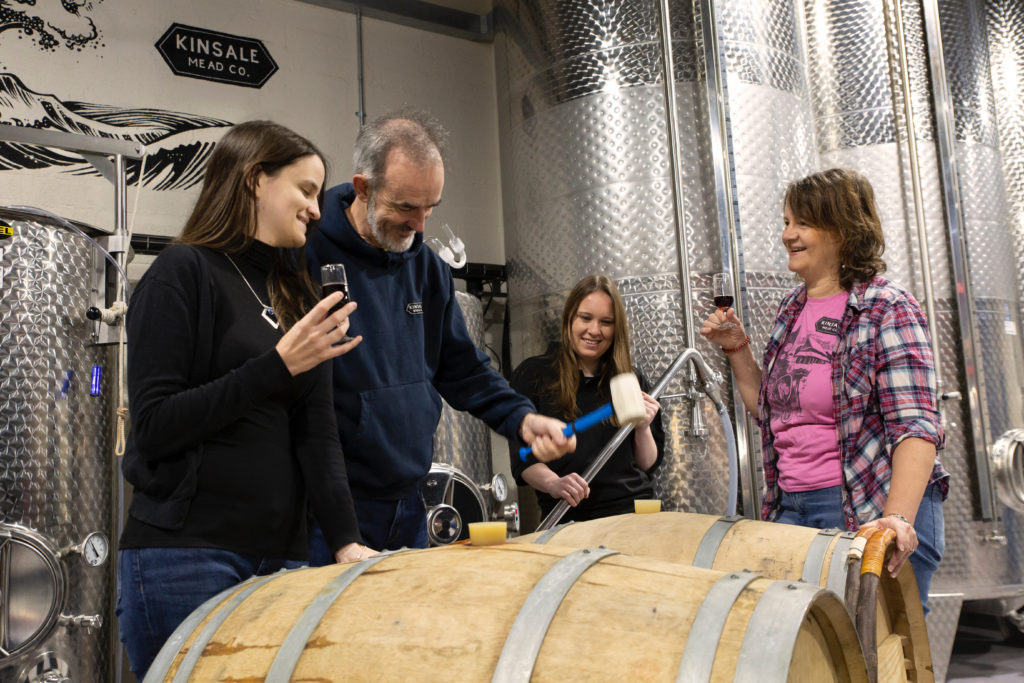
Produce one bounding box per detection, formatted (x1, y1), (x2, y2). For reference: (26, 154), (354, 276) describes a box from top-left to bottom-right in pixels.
(634, 499), (662, 514)
(468, 521), (507, 545)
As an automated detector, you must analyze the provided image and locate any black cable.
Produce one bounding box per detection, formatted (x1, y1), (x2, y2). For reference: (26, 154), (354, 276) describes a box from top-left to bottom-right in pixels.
(844, 556), (861, 624)
(502, 292), (513, 381)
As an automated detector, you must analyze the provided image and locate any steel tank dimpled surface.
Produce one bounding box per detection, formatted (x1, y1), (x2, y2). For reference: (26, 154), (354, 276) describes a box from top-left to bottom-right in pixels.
(432, 291), (494, 487)
(494, 0), (735, 522)
(494, 1), (1024, 680)
(428, 290), (514, 542)
(0, 209), (117, 682)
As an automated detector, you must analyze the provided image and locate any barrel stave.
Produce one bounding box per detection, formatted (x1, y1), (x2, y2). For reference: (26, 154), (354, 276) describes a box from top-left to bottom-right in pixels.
(152, 543), (865, 682)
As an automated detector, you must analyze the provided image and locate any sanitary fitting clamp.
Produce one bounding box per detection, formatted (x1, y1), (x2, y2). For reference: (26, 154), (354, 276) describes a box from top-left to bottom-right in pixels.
(59, 613), (103, 630)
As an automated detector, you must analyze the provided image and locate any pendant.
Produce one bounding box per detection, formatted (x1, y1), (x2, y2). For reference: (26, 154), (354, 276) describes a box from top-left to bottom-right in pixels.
(262, 307), (279, 330)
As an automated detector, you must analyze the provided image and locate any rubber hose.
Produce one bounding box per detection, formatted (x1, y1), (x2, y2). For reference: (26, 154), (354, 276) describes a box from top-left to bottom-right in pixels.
(857, 528), (898, 683)
(845, 528), (878, 623)
(857, 571), (880, 683)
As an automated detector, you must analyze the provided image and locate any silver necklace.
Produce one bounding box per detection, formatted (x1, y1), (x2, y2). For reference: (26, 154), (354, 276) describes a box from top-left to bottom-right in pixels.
(224, 254), (279, 329)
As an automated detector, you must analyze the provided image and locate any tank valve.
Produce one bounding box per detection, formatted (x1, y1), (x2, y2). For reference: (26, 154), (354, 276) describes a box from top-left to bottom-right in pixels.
(59, 613), (103, 630)
(85, 300), (126, 325)
(687, 395), (709, 438)
(980, 530), (1009, 545)
(503, 503), (520, 533)
(18, 652), (71, 683)
(37, 673), (69, 683)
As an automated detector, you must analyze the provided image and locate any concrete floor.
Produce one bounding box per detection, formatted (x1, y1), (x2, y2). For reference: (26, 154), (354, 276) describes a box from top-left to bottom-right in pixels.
(947, 612), (1024, 682)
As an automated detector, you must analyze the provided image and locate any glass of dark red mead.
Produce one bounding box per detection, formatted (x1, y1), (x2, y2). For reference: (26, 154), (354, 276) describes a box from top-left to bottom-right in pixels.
(321, 263), (355, 343)
(712, 272), (737, 330)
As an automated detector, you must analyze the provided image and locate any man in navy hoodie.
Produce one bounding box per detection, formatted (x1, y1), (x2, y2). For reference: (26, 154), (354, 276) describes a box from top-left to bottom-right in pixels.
(306, 109), (574, 559)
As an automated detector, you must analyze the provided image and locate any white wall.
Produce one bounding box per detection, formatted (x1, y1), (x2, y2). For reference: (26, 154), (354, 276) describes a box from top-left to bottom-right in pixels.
(0, 0), (505, 266)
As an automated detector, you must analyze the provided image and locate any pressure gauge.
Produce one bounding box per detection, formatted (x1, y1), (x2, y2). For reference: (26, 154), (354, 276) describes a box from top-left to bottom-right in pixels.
(81, 532), (109, 567)
(490, 473), (509, 503)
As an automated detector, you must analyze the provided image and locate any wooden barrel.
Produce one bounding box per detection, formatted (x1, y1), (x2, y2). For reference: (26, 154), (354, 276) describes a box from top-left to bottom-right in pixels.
(145, 543), (866, 682)
(513, 512), (931, 682)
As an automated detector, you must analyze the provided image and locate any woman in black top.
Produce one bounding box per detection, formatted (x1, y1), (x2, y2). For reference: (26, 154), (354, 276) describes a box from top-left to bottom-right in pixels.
(116, 121), (371, 679)
(510, 275), (664, 526)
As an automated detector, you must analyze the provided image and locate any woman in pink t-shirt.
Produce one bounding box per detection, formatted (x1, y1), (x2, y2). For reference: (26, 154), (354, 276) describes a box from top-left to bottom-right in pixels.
(700, 168), (949, 609)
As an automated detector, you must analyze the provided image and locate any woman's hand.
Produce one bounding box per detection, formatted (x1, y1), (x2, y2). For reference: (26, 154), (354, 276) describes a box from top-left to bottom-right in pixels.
(276, 293), (362, 376)
(637, 392), (660, 429)
(632, 392), (661, 472)
(546, 472), (590, 507)
(519, 413), (577, 462)
(858, 515), (917, 577)
(700, 308), (761, 414)
(334, 541), (378, 564)
(861, 438), (935, 577)
(699, 307), (748, 349)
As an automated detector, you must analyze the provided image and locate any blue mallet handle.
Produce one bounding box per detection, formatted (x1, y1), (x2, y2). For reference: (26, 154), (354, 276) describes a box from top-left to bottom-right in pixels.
(519, 402), (614, 461)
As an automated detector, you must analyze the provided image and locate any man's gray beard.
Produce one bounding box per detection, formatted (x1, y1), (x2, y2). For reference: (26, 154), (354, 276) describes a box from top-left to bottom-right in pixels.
(366, 194), (414, 252)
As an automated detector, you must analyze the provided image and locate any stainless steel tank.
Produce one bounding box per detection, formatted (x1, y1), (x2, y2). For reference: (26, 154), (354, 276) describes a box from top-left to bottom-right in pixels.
(494, 0), (734, 521)
(494, 1), (1024, 680)
(426, 290), (516, 544)
(0, 209), (116, 682)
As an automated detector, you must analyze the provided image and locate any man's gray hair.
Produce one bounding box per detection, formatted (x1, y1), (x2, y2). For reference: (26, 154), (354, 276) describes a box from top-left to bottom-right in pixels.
(353, 108), (449, 189)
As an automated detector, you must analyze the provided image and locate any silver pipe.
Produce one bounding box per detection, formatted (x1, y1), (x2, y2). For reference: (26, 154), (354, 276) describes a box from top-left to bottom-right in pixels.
(697, 0), (742, 316)
(536, 347), (726, 531)
(658, 0), (709, 443)
(114, 154), (127, 242)
(650, 347), (723, 409)
(696, 0), (756, 517)
(356, 7), (366, 127)
(656, 0), (696, 351)
(534, 423), (635, 532)
(113, 152), (129, 683)
(921, 0), (996, 520)
(0, 124), (144, 158)
(884, 0), (943, 391)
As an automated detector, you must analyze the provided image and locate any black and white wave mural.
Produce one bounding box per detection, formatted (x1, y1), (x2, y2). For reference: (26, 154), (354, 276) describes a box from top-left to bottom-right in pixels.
(0, 73), (232, 190)
(1, 0), (232, 191)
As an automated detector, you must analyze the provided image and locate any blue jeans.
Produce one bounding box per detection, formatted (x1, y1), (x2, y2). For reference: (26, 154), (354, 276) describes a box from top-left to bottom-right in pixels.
(116, 547), (305, 680)
(774, 482), (945, 612)
(775, 485), (846, 528)
(906, 483), (945, 611)
(308, 491), (428, 566)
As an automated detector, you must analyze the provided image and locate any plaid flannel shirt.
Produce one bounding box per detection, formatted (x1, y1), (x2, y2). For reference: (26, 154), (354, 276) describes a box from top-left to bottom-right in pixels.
(758, 276), (949, 529)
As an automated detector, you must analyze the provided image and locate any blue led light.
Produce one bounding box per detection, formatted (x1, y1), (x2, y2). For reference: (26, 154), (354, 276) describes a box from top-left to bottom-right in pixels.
(90, 366), (102, 396)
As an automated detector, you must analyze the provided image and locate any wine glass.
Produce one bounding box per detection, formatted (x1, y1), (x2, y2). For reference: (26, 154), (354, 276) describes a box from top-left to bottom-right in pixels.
(321, 263), (355, 343)
(712, 273), (736, 330)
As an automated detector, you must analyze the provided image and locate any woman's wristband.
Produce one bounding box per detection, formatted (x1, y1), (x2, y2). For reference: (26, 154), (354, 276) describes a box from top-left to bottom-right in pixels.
(723, 335), (751, 354)
(885, 512), (910, 525)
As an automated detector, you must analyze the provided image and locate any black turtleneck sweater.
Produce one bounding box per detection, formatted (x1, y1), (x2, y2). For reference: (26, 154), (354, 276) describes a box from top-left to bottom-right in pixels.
(119, 241), (360, 559)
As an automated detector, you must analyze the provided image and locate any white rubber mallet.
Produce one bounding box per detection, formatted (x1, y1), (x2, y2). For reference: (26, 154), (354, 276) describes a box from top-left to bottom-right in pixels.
(518, 373), (646, 461)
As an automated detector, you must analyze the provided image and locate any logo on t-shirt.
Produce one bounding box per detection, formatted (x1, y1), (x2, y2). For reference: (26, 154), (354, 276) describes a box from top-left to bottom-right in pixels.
(406, 302), (423, 316)
(815, 317), (840, 336)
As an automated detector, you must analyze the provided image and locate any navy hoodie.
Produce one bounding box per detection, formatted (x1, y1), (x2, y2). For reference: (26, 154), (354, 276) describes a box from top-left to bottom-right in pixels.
(306, 183), (535, 500)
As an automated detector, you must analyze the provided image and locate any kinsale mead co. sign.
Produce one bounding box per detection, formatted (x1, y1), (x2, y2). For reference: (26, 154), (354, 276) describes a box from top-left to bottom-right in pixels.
(156, 23), (278, 88)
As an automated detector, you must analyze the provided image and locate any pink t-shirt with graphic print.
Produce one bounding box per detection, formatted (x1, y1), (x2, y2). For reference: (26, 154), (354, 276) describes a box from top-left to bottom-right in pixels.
(767, 291), (847, 492)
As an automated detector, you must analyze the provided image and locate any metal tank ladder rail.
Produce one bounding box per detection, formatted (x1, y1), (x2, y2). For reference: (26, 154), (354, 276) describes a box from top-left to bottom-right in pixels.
(535, 346), (739, 531)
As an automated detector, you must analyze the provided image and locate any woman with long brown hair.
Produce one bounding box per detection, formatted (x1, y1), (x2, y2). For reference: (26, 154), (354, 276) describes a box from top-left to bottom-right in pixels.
(115, 121), (371, 678)
(510, 275), (664, 525)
